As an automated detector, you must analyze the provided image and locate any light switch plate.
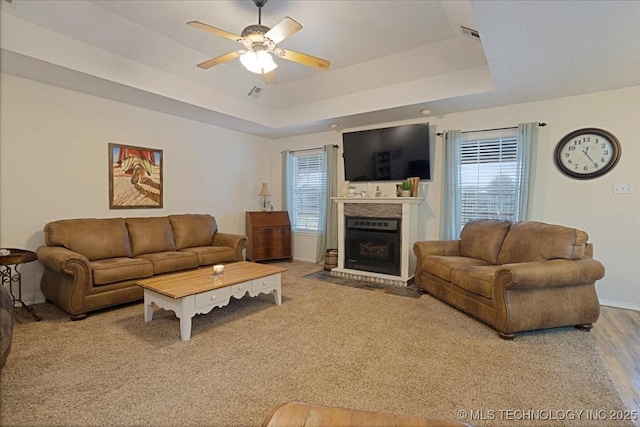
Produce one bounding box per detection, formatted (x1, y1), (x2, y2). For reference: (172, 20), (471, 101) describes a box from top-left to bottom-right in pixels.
(613, 183), (633, 194)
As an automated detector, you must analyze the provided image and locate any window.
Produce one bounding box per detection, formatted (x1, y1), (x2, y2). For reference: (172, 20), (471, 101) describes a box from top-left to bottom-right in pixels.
(458, 131), (521, 232)
(288, 150), (326, 232)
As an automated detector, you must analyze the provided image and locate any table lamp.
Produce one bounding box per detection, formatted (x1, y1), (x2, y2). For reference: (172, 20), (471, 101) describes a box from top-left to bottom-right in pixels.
(258, 183), (273, 212)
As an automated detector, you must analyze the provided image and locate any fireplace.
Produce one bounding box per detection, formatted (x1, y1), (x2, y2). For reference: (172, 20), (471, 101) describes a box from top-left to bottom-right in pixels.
(344, 216), (401, 276)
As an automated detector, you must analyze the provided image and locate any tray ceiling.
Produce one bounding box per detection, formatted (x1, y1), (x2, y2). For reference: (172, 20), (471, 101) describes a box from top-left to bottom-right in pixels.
(1, 0), (639, 138)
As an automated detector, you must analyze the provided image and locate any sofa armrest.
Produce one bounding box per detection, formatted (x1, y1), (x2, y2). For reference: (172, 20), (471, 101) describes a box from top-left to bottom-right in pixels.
(212, 232), (248, 261)
(495, 258), (605, 291)
(413, 240), (461, 257)
(37, 246), (91, 276)
(413, 240), (461, 286)
(37, 246), (92, 318)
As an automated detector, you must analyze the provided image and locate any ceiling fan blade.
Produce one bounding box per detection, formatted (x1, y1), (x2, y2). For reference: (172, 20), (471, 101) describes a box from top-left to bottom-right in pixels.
(265, 17), (302, 44)
(280, 49), (330, 71)
(262, 70), (278, 85)
(187, 21), (241, 42)
(197, 51), (240, 69)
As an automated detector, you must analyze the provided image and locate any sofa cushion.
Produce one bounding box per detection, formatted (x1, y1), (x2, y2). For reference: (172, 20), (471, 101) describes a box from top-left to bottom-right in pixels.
(45, 218), (132, 261)
(422, 255), (491, 282)
(497, 221), (589, 265)
(180, 246), (235, 266)
(450, 265), (497, 299)
(91, 257), (154, 286)
(126, 217), (176, 257)
(460, 220), (511, 264)
(136, 252), (198, 275)
(169, 214), (218, 250)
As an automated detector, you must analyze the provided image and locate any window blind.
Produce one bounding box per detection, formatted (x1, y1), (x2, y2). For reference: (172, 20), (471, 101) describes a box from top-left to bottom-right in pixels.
(289, 150), (326, 232)
(458, 135), (520, 229)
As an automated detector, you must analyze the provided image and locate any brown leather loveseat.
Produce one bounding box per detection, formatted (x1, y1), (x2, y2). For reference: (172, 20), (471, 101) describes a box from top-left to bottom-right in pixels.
(37, 214), (247, 320)
(413, 220), (605, 339)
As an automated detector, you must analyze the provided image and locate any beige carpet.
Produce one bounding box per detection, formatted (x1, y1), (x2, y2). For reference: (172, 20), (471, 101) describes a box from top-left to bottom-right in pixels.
(0, 261), (631, 427)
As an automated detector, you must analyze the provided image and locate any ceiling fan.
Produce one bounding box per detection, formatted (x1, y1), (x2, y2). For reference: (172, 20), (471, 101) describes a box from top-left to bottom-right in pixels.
(187, 0), (330, 85)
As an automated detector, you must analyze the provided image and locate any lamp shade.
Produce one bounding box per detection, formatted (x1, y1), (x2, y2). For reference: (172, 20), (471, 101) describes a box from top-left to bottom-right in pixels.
(258, 183), (271, 197)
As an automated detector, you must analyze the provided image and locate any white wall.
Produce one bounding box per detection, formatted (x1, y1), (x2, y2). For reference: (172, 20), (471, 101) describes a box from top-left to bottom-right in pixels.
(2, 74), (637, 310)
(274, 86), (640, 310)
(0, 73), (274, 304)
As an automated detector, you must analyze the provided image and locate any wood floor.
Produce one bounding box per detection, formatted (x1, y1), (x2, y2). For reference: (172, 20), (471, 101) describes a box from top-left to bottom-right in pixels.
(592, 306), (640, 426)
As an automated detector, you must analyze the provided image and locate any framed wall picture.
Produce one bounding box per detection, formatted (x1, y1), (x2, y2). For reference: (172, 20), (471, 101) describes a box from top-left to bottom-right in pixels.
(109, 143), (163, 209)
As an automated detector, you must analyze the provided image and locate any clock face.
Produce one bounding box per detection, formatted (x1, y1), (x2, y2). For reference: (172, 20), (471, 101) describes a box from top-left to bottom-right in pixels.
(554, 128), (621, 179)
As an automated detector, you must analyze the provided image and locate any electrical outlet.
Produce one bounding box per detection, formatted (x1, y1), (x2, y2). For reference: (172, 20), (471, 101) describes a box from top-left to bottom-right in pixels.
(613, 183), (633, 194)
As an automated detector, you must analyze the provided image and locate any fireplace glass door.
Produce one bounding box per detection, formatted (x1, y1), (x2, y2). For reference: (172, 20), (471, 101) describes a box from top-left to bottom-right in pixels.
(344, 217), (401, 276)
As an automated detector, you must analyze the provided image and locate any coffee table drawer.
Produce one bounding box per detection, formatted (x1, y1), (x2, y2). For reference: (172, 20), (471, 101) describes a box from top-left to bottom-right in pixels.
(230, 281), (251, 297)
(251, 274), (280, 292)
(195, 286), (231, 309)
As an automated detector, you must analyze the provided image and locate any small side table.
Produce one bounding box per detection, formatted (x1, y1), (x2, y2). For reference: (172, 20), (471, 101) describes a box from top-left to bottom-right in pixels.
(0, 248), (41, 321)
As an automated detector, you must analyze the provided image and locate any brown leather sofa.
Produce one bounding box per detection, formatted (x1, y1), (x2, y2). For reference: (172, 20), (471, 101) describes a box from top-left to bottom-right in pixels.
(37, 214), (247, 320)
(413, 220), (605, 339)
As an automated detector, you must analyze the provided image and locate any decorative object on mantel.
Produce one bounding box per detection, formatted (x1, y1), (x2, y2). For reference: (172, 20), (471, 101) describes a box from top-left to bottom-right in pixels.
(408, 177), (420, 197)
(396, 183), (403, 197)
(347, 185), (356, 197)
(400, 180), (411, 197)
(258, 183), (273, 211)
(375, 186), (382, 197)
(340, 181), (351, 197)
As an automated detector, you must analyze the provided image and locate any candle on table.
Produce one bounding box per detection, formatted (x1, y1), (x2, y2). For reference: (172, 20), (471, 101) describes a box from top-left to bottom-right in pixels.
(213, 264), (224, 276)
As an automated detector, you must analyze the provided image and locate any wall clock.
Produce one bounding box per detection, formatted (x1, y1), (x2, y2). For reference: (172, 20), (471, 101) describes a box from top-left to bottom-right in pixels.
(554, 128), (621, 179)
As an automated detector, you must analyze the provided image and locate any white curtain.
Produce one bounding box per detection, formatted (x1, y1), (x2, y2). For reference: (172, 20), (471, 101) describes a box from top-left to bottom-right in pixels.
(516, 122), (539, 220)
(440, 130), (462, 239)
(315, 144), (338, 263)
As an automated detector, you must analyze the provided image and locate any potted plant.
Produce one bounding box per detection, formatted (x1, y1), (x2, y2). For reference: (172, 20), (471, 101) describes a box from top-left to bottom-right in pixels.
(401, 180), (411, 197)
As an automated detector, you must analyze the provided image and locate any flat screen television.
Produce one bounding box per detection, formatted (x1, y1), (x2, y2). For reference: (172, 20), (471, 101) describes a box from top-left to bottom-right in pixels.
(342, 123), (430, 182)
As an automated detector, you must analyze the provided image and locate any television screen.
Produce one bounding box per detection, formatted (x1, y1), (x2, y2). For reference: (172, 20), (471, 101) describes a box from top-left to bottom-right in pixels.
(342, 123), (430, 181)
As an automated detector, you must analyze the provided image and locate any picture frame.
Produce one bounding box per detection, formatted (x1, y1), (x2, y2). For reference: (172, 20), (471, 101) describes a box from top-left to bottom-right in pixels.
(109, 143), (163, 209)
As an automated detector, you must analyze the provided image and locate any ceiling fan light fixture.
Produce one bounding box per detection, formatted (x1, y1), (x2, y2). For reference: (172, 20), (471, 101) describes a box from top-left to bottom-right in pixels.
(240, 49), (277, 74)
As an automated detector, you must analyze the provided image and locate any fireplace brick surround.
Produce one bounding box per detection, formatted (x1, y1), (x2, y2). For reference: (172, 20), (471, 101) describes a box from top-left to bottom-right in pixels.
(332, 197), (424, 286)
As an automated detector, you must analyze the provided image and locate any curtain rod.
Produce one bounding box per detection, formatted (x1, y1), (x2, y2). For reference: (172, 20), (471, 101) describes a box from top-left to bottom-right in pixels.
(282, 145), (339, 154)
(436, 122), (546, 136)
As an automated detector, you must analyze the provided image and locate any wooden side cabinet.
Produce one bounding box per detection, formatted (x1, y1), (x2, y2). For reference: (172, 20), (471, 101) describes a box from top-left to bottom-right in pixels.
(246, 211), (292, 262)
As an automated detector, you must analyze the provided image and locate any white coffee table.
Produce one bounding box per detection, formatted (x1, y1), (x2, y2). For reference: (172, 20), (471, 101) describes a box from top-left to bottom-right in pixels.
(136, 261), (286, 341)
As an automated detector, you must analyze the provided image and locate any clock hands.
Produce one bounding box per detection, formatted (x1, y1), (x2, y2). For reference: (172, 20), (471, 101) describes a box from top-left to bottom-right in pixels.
(582, 146), (596, 166)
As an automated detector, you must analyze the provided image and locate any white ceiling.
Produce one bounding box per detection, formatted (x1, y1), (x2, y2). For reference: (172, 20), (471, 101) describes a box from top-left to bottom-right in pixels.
(1, 0), (639, 138)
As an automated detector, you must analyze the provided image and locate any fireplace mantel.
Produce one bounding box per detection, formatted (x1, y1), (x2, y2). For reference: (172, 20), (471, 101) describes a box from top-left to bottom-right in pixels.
(332, 197), (424, 205)
(332, 197), (424, 286)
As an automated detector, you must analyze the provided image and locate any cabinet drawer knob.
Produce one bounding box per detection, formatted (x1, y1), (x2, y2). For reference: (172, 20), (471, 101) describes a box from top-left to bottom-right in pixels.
(211, 295), (216, 300)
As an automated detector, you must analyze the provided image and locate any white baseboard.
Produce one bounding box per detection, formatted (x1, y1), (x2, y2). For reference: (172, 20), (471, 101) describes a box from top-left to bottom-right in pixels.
(292, 257), (318, 264)
(11, 290), (45, 307)
(600, 299), (640, 312)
